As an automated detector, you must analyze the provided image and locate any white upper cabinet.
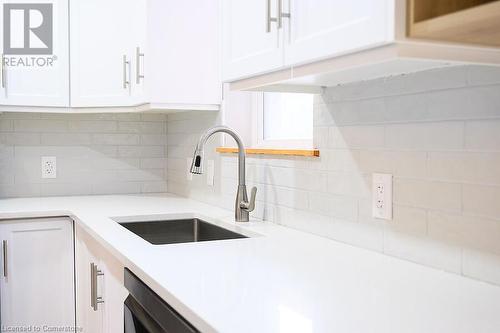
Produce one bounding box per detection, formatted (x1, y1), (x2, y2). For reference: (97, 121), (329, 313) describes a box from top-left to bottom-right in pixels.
(0, 0), (220, 111)
(284, 0), (394, 66)
(0, 0), (70, 107)
(223, 0), (500, 90)
(147, 0), (222, 109)
(70, 0), (147, 107)
(222, 0), (395, 82)
(222, 0), (284, 81)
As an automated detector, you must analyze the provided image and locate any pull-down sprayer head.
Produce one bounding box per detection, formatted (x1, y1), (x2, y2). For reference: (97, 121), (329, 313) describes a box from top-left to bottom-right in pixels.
(190, 148), (204, 174)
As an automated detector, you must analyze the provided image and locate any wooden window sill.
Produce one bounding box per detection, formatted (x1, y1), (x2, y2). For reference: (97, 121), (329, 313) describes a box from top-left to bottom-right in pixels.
(216, 147), (320, 157)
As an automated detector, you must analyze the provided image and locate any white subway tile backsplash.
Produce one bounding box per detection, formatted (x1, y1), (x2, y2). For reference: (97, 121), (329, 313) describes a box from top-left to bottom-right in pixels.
(41, 133), (92, 145)
(465, 120), (500, 151)
(428, 212), (500, 255)
(68, 120), (117, 133)
(358, 150), (427, 178)
(326, 172), (369, 198)
(308, 192), (358, 222)
(428, 152), (500, 185)
(466, 65), (500, 86)
(462, 184), (500, 220)
(14, 119), (68, 132)
(0, 113), (168, 197)
(92, 133), (141, 145)
(1, 133), (40, 145)
(118, 121), (165, 134)
(394, 179), (462, 212)
(0, 120), (13, 132)
(384, 93), (427, 123)
(383, 205), (427, 236)
(330, 125), (385, 149)
(385, 122), (464, 151)
(118, 145), (165, 158)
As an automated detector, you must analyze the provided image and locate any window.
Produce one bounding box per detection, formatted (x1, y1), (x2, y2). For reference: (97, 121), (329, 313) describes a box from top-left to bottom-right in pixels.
(221, 88), (315, 151)
(255, 92), (314, 149)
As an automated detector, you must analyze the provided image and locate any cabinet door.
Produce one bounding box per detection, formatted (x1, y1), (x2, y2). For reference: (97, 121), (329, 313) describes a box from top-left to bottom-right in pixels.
(100, 249), (128, 333)
(147, 0), (222, 107)
(284, 0), (395, 66)
(222, 0), (284, 81)
(75, 224), (127, 333)
(75, 226), (104, 333)
(70, 0), (140, 107)
(0, 217), (74, 328)
(0, 0), (69, 107)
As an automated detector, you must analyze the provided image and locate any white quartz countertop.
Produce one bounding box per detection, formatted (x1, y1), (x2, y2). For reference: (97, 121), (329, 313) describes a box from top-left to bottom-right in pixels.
(0, 194), (499, 333)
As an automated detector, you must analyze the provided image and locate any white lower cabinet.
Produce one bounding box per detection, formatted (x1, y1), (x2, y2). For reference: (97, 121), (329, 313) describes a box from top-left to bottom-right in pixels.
(75, 224), (128, 333)
(0, 217), (75, 330)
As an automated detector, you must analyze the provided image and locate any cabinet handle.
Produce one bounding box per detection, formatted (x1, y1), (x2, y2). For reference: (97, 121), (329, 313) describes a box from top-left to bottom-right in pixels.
(90, 262), (104, 311)
(277, 0), (290, 29)
(2, 240), (6, 278)
(123, 55), (130, 89)
(266, 0), (277, 32)
(1, 54), (6, 89)
(136, 47), (145, 84)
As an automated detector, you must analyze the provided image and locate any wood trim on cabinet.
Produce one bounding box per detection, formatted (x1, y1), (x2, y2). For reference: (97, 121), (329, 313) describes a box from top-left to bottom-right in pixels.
(216, 147), (320, 157)
(408, 0), (500, 47)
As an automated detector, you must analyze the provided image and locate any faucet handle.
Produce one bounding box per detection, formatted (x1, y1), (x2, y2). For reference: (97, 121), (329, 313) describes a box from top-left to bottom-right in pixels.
(240, 187), (257, 212)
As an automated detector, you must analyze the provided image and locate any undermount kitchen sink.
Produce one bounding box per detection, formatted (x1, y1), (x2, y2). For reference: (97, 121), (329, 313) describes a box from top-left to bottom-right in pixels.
(118, 218), (247, 245)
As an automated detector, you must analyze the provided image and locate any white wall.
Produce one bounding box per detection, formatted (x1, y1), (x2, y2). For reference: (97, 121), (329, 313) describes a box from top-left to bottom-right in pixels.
(167, 65), (500, 285)
(0, 113), (168, 197)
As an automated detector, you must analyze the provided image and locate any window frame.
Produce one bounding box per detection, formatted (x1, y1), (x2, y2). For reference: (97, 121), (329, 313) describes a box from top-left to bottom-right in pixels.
(252, 92), (314, 149)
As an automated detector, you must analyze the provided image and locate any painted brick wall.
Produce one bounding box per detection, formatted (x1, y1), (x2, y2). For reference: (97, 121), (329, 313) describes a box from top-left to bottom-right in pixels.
(0, 113), (168, 197)
(167, 66), (500, 285)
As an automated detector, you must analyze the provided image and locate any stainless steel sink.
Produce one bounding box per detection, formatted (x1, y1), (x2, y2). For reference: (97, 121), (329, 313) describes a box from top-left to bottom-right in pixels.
(118, 218), (247, 245)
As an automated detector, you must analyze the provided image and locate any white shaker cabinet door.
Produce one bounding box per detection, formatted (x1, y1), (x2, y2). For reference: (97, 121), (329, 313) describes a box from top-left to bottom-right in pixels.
(222, 0), (284, 81)
(70, 0), (140, 107)
(0, 0), (70, 107)
(147, 0), (222, 107)
(75, 223), (127, 333)
(284, 0), (395, 66)
(75, 226), (104, 333)
(0, 217), (75, 329)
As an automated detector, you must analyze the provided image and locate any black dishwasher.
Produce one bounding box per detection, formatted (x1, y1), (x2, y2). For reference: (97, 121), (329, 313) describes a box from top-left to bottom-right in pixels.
(124, 268), (199, 333)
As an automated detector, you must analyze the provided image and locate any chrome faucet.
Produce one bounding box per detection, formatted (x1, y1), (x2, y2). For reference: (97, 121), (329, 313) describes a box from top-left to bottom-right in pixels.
(190, 126), (257, 222)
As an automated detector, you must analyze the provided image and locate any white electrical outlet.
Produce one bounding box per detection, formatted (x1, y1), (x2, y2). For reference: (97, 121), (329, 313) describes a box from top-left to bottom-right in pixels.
(206, 160), (215, 186)
(186, 158), (193, 181)
(41, 156), (57, 179)
(372, 173), (392, 220)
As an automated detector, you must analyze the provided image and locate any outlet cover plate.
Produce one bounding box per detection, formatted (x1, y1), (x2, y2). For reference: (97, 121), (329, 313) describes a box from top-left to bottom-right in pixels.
(372, 173), (392, 220)
(41, 156), (57, 179)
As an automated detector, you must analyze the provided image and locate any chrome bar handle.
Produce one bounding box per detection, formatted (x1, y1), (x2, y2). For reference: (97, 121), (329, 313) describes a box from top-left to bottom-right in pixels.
(2, 240), (6, 278)
(135, 47), (144, 84)
(123, 55), (130, 89)
(1, 54), (6, 89)
(278, 0), (290, 29)
(90, 262), (104, 311)
(266, 0), (277, 32)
